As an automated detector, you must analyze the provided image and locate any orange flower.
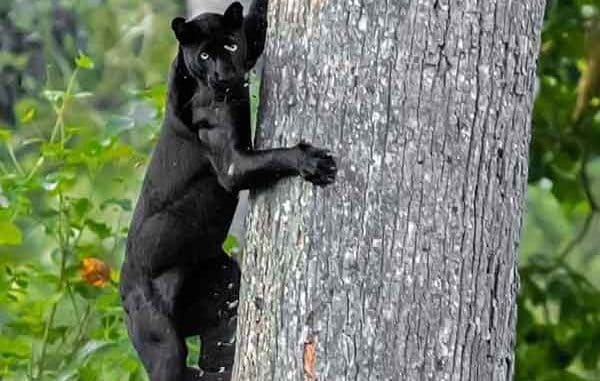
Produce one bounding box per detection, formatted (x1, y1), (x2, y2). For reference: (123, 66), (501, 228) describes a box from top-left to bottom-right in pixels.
(80, 257), (111, 287)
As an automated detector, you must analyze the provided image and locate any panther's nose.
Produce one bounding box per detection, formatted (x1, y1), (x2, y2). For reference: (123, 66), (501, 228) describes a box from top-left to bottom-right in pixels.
(214, 72), (236, 84)
(212, 79), (232, 92)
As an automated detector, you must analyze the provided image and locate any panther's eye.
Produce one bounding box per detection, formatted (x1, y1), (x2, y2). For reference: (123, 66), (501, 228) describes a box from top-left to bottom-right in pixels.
(224, 43), (238, 52)
(199, 52), (210, 60)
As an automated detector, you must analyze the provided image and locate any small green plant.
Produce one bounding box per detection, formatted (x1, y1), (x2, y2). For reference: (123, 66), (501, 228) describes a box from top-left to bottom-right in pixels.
(0, 1), (183, 380)
(0, 51), (151, 380)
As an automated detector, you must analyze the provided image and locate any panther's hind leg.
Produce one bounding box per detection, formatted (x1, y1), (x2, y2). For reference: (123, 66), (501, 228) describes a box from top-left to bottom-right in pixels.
(197, 256), (241, 376)
(198, 315), (238, 373)
(125, 302), (189, 381)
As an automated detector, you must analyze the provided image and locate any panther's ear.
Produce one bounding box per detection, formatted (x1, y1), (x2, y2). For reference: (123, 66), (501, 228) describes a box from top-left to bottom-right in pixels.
(224, 2), (244, 29)
(172, 17), (194, 44)
(244, 12), (268, 69)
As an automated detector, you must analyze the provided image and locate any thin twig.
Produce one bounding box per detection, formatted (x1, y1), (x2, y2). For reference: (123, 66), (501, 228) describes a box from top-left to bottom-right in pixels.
(558, 212), (594, 260)
(34, 68), (79, 380)
(558, 155), (598, 261)
(6, 142), (24, 175)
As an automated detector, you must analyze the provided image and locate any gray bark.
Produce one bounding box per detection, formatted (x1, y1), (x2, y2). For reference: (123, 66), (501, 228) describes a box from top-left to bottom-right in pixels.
(234, 0), (545, 380)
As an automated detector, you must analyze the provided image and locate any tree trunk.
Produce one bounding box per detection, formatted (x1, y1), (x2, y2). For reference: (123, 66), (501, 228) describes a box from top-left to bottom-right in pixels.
(234, 0), (545, 380)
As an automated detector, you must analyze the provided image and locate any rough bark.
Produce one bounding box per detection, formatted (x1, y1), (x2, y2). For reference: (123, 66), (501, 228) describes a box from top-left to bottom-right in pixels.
(234, 0), (545, 380)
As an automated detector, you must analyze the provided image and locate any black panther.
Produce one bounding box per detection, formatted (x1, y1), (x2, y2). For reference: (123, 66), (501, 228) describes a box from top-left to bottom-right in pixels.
(119, 1), (337, 380)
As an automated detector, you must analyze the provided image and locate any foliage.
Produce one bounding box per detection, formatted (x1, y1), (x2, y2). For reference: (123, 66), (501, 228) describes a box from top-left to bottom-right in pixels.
(517, 257), (600, 380)
(517, 0), (600, 379)
(0, 52), (150, 381)
(0, 1), (180, 380)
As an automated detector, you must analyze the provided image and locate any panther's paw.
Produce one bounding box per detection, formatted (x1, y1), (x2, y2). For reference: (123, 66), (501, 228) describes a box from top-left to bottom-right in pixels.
(184, 367), (231, 381)
(297, 142), (338, 187)
(184, 367), (204, 380)
(199, 367), (232, 381)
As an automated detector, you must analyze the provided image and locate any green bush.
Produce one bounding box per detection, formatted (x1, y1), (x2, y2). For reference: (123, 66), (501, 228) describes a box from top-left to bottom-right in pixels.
(517, 0), (600, 379)
(0, 1), (179, 379)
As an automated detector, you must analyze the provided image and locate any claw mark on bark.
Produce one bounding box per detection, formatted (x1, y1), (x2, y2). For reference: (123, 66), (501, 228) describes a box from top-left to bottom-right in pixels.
(303, 338), (317, 381)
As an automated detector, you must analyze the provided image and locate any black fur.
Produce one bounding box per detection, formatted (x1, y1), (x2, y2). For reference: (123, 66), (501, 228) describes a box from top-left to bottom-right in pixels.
(119, 2), (337, 380)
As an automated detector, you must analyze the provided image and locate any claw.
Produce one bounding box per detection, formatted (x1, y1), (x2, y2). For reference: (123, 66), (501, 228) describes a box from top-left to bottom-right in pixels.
(297, 141), (338, 187)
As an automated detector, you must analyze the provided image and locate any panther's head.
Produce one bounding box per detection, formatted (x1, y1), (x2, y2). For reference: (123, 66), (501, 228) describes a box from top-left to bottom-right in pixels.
(171, 2), (258, 94)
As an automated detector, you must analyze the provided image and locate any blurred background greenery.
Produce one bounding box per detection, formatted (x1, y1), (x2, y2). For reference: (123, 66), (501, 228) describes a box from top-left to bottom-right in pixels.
(0, 0), (598, 380)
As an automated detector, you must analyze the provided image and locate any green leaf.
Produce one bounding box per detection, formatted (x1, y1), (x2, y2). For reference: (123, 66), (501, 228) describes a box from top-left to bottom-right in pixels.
(0, 51), (28, 70)
(73, 198), (93, 220)
(95, 292), (121, 312)
(138, 84), (167, 114)
(43, 90), (65, 104)
(521, 275), (546, 306)
(56, 340), (113, 381)
(73, 282), (103, 300)
(222, 235), (240, 256)
(85, 219), (111, 239)
(186, 336), (201, 367)
(73, 92), (94, 99)
(0, 221), (23, 245)
(582, 343), (600, 370)
(545, 370), (588, 381)
(75, 51), (95, 69)
(0, 335), (30, 358)
(19, 107), (36, 124)
(0, 128), (11, 142)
